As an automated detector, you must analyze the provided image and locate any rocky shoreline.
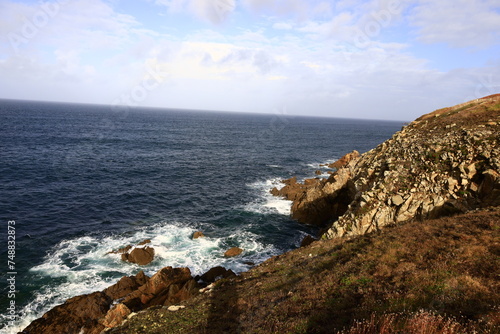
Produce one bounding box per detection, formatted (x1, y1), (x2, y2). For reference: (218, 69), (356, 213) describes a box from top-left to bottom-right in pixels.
(271, 94), (500, 240)
(19, 95), (500, 333)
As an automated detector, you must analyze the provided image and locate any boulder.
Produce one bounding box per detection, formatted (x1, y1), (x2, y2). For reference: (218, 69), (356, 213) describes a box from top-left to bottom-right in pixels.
(122, 246), (155, 266)
(224, 247), (243, 258)
(200, 266), (237, 283)
(391, 195), (404, 206)
(101, 303), (131, 329)
(192, 231), (205, 239)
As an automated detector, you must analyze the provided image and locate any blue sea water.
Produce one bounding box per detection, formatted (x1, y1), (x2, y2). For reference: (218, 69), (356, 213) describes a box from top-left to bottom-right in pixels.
(0, 99), (403, 332)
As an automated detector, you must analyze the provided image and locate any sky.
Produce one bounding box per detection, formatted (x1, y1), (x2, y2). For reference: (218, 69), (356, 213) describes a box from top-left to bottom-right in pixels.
(0, 0), (499, 120)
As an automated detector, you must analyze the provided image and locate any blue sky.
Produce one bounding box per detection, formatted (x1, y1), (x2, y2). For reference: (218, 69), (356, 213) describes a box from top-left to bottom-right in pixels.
(0, 0), (499, 120)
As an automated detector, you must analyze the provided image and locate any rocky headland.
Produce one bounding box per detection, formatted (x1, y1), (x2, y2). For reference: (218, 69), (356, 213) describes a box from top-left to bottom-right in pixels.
(20, 95), (500, 333)
(274, 94), (500, 240)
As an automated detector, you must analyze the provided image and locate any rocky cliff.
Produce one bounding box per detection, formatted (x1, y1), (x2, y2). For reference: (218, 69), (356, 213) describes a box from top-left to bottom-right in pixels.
(276, 94), (500, 239)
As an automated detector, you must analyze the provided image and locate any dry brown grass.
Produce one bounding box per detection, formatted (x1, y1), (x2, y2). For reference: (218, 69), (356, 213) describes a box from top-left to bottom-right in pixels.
(109, 208), (500, 334)
(341, 310), (497, 334)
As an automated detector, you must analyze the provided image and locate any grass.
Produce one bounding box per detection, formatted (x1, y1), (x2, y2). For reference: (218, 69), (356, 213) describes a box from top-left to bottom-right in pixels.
(109, 208), (500, 334)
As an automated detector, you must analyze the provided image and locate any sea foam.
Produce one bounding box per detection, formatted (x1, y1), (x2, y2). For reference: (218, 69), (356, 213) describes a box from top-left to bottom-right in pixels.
(6, 221), (278, 334)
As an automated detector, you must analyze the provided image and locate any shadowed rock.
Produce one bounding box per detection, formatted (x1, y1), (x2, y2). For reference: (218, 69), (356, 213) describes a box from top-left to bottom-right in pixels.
(200, 266), (237, 283)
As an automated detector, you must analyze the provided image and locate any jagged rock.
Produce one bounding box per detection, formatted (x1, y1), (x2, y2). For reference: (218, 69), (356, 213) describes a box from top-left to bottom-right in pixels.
(192, 231), (205, 239)
(107, 245), (132, 255)
(122, 246), (155, 266)
(101, 303), (131, 328)
(137, 239), (151, 246)
(224, 247), (243, 257)
(290, 166), (357, 226)
(21, 291), (111, 334)
(200, 266), (236, 283)
(104, 271), (149, 300)
(122, 267), (196, 310)
(274, 96), (500, 239)
(328, 150), (360, 170)
(22, 267), (198, 333)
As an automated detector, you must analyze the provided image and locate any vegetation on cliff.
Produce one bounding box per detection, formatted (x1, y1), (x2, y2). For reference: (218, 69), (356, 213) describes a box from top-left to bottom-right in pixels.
(107, 208), (500, 333)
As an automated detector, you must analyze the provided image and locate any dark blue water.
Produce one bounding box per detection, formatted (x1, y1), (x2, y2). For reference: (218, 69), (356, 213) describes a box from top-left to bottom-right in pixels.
(0, 99), (402, 332)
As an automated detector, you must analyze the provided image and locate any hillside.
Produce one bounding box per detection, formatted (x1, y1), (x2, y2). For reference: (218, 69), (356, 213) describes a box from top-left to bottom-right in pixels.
(20, 96), (500, 334)
(107, 207), (500, 334)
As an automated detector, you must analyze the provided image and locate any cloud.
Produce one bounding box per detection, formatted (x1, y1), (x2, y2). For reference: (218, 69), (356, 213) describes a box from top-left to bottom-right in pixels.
(410, 0), (500, 48)
(154, 0), (236, 24)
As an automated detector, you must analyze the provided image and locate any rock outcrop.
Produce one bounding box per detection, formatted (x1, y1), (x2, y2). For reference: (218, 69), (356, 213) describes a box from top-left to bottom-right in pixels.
(122, 246), (155, 266)
(109, 241), (156, 265)
(224, 247), (243, 257)
(272, 95), (500, 239)
(22, 267), (199, 334)
(21, 292), (112, 334)
(192, 231), (205, 239)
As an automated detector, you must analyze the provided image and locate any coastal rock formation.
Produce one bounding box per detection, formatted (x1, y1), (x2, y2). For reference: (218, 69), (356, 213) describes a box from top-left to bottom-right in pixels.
(121, 246), (155, 266)
(109, 241), (156, 266)
(272, 95), (500, 239)
(224, 247), (243, 257)
(192, 231), (205, 239)
(327, 150), (360, 170)
(21, 292), (112, 334)
(22, 267), (199, 334)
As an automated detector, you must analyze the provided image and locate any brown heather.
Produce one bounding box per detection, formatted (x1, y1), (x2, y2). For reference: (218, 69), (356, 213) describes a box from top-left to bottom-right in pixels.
(107, 208), (500, 334)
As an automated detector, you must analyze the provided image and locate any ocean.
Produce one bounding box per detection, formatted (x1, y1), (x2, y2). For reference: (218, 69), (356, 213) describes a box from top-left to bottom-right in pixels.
(0, 99), (403, 332)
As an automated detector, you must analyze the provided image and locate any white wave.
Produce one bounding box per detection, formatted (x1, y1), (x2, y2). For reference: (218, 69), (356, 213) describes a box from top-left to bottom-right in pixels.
(5, 222), (278, 334)
(244, 178), (292, 215)
(306, 157), (338, 170)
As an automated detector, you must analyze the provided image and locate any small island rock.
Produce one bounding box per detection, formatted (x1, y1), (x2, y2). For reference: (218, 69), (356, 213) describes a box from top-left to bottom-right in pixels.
(224, 247), (243, 258)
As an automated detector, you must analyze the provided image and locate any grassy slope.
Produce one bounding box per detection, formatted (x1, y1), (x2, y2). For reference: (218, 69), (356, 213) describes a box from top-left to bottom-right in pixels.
(109, 208), (500, 334)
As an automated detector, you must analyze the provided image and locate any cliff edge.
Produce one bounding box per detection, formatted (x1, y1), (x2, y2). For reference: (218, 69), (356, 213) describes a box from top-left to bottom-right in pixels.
(279, 95), (500, 239)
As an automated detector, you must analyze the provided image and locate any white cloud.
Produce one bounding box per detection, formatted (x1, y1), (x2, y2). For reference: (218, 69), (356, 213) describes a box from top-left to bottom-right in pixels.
(0, 0), (498, 120)
(153, 0), (236, 24)
(411, 0), (500, 48)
